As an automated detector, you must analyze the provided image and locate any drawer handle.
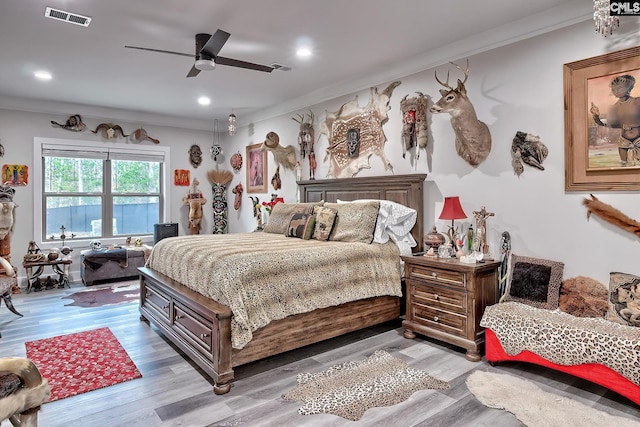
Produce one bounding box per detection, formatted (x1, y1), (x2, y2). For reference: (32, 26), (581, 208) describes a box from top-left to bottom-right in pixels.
(433, 316), (439, 322)
(431, 272), (438, 278)
(176, 314), (184, 319)
(434, 294), (439, 300)
(200, 333), (209, 339)
(162, 304), (169, 309)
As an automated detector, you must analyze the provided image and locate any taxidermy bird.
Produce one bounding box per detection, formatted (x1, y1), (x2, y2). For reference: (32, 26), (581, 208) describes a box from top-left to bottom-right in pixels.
(511, 131), (548, 176)
(91, 123), (129, 139)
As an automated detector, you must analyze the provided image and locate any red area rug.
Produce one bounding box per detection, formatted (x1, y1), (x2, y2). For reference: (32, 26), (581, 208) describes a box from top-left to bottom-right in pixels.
(25, 327), (142, 401)
(62, 281), (139, 308)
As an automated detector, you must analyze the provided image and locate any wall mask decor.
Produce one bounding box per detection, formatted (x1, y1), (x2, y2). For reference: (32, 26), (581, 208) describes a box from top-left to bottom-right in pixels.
(232, 183), (243, 210)
(50, 114), (86, 132)
(0, 143), (4, 157)
(230, 152), (243, 172)
(188, 144), (203, 168)
(511, 131), (548, 176)
(400, 92), (429, 159)
(207, 170), (233, 234)
(292, 110), (317, 179)
(430, 60), (491, 166)
(320, 81), (400, 178)
(261, 131), (297, 170)
(91, 123), (129, 139)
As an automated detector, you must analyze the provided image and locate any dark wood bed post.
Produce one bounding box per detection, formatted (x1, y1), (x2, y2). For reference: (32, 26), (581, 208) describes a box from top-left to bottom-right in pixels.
(139, 173), (427, 394)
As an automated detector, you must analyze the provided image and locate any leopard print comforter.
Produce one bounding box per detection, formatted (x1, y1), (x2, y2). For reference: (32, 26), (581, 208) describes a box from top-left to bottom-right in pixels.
(481, 302), (640, 385)
(147, 233), (402, 349)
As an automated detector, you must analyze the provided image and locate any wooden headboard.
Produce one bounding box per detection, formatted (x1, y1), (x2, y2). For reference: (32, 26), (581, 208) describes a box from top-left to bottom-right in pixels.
(298, 174), (427, 252)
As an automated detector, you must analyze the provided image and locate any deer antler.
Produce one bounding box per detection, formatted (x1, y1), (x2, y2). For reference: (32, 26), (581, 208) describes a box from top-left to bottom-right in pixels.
(292, 113), (304, 124)
(434, 70), (452, 90)
(435, 59), (470, 89)
(450, 59), (470, 85)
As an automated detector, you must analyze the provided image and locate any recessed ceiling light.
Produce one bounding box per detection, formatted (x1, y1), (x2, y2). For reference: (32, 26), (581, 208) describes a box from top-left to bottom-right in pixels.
(34, 70), (52, 80)
(198, 96), (211, 106)
(296, 48), (312, 57)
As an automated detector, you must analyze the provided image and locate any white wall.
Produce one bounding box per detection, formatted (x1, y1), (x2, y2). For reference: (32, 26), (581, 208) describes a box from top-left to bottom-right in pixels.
(225, 20), (640, 286)
(1, 19), (638, 287)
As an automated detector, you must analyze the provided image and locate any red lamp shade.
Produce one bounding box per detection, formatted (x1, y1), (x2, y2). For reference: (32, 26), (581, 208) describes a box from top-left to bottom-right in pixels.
(439, 196), (467, 221)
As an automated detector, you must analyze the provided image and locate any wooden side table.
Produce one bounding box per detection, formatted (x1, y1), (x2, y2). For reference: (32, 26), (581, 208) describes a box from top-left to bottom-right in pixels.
(23, 259), (72, 293)
(401, 255), (500, 361)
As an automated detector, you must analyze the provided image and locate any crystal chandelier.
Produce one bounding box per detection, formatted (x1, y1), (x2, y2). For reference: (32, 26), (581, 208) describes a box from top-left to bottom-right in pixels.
(594, 0), (619, 37)
(228, 113), (237, 136)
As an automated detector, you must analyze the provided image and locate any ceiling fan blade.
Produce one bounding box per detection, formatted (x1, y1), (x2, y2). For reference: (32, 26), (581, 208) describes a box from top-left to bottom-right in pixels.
(200, 29), (231, 58)
(124, 45), (192, 58)
(216, 56), (274, 73)
(186, 65), (201, 78)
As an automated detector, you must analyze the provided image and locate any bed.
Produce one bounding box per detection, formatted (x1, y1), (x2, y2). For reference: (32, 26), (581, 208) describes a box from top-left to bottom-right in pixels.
(138, 173), (426, 394)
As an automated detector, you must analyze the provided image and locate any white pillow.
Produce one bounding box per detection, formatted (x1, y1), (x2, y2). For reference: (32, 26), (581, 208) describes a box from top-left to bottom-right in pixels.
(337, 199), (417, 254)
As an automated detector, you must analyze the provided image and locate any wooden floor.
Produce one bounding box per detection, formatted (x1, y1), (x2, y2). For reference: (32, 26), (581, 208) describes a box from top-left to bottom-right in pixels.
(1, 280), (639, 427)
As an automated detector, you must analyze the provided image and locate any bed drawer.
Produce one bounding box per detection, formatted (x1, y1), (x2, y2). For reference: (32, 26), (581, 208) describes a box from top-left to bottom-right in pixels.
(173, 302), (213, 359)
(143, 285), (171, 320)
(411, 304), (466, 337)
(406, 264), (466, 288)
(411, 282), (466, 314)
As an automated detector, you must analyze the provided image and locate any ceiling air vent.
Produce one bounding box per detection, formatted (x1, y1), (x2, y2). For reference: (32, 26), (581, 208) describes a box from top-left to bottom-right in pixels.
(270, 63), (292, 72)
(44, 7), (92, 27)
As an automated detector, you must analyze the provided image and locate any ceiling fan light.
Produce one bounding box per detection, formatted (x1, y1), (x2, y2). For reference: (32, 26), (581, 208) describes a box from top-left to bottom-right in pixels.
(195, 59), (215, 71)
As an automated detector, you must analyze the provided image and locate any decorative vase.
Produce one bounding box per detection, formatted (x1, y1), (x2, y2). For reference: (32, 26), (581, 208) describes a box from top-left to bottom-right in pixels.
(424, 226), (446, 251)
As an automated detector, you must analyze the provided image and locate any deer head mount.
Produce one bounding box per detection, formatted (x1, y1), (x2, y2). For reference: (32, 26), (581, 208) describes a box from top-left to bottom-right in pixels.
(430, 60), (491, 166)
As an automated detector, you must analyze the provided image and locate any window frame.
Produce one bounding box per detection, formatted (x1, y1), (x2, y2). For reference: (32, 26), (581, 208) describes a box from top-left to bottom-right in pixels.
(34, 137), (171, 249)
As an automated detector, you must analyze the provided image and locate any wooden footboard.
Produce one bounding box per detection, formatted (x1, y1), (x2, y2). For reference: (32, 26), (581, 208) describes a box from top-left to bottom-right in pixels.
(138, 266), (400, 394)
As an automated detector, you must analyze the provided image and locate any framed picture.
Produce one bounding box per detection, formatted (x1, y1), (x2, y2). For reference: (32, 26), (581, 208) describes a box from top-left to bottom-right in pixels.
(2, 164), (28, 186)
(564, 46), (640, 191)
(174, 169), (190, 186)
(246, 143), (267, 193)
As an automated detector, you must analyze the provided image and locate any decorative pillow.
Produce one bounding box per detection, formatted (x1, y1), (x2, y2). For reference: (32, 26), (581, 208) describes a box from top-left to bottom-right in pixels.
(324, 201), (379, 244)
(558, 276), (609, 318)
(607, 271), (640, 327)
(337, 199), (417, 247)
(263, 201), (323, 234)
(312, 206), (337, 241)
(503, 254), (564, 309)
(286, 213), (316, 240)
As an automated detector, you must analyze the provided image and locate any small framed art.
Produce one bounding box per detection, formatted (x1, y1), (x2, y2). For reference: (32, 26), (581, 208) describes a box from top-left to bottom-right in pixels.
(246, 143), (267, 193)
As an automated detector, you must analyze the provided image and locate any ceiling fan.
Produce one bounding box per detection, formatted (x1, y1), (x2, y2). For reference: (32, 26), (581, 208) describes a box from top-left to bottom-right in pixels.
(125, 29), (274, 78)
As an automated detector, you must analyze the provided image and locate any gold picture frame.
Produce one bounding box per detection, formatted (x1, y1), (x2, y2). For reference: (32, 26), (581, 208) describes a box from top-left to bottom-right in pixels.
(564, 46), (640, 191)
(246, 143), (267, 193)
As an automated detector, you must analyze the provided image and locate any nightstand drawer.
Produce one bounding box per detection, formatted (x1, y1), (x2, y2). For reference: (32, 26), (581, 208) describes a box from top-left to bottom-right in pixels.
(406, 264), (465, 288)
(412, 305), (466, 336)
(410, 282), (466, 314)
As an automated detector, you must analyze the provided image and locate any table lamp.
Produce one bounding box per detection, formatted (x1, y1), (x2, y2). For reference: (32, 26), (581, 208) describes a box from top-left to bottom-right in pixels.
(439, 196), (467, 248)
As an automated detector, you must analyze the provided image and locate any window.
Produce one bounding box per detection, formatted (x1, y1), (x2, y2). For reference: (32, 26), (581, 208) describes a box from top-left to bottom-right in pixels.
(34, 138), (170, 246)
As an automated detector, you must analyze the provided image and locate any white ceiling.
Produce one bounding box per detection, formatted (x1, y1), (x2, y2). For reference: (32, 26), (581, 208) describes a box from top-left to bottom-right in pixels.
(0, 0), (594, 129)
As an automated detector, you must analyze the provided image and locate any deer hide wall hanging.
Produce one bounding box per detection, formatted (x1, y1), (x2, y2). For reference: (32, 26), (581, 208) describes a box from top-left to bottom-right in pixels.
(430, 60), (491, 166)
(400, 92), (429, 159)
(320, 81), (401, 178)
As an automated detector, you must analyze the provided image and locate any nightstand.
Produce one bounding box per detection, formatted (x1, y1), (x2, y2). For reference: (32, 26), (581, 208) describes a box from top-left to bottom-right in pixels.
(401, 255), (500, 362)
